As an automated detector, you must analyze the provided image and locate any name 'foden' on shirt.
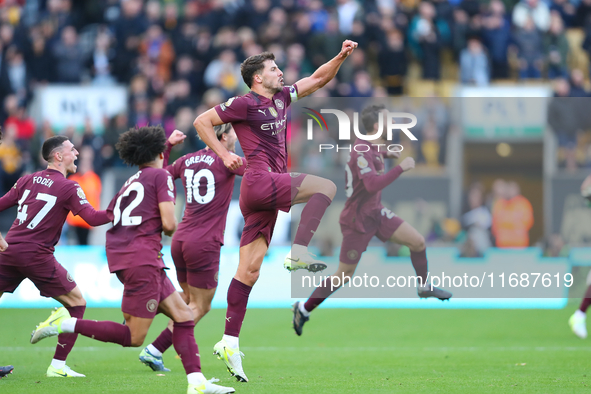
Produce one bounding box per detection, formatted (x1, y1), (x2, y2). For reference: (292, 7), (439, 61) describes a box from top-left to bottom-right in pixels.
(186, 155), (215, 167)
(33, 176), (54, 188)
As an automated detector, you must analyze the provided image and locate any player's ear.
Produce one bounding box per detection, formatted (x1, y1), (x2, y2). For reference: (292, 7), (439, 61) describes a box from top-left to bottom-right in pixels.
(159, 152), (164, 160)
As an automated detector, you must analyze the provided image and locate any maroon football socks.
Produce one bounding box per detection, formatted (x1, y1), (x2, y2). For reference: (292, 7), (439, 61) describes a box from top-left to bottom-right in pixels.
(304, 278), (339, 313)
(53, 305), (86, 361)
(224, 278), (252, 337)
(75, 320), (132, 347)
(293, 193), (332, 247)
(410, 249), (429, 286)
(579, 285), (591, 313)
(152, 327), (173, 354)
(173, 321), (201, 374)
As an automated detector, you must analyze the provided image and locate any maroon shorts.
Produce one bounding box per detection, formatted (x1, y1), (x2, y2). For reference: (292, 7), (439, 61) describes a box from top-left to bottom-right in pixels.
(171, 239), (220, 289)
(339, 213), (404, 265)
(0, 255), (77, 298)
(115, 266), (176, 319)
(239, 171), (306, 247)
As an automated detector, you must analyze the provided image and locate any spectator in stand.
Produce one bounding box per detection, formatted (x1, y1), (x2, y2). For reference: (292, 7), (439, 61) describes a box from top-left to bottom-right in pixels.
(482, 0), (511, 80)
(378, 29), (407, 96)
(4, 97), (35, 149)
(66, 146), (101, 245)
(87, 29), (116, 86)
(51, 26), (84, 83)
(569, 69), (589, 97)
(0, 123), (23, 195)
(576, 0), (591, 27)
(460, 36), (490, 86)
(139, 24), (175, 83)
(548, 78), (578, 170)
(513, 0), (551, 31)
(5, 47), (28, 104)
(550, 0), (576, 28)
(462, 182), (492, 256)
(491, 181), (534, 248)
(337, 0), (362, 36)
(112, 0), (148, 83)
(544, 13), (569, 79)
(513, 17), (544, 79)
(411, 2), (443, 80)
(203, 49), (242, 94)
(26, 32), (55, 86)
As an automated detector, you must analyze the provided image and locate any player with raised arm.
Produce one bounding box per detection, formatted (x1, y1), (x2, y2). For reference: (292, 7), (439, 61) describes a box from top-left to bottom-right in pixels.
(139, 125), (246, 372)
(569, 174), (591, 339)
(31, 126), (235, 394)
(0, 135), (112, 377)
(291, 104), (453, 336)
(193, 40), (358, 382)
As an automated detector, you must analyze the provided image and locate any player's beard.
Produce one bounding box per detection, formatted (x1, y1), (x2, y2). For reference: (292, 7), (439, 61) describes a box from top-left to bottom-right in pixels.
(263, 78), (283, 94)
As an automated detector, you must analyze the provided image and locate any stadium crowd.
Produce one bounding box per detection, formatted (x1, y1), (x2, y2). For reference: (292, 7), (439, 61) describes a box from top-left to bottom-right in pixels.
(3, 0), (591, 194)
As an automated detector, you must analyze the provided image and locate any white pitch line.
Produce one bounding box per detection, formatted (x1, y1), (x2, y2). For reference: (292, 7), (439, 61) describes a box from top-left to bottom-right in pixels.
(4, 346), (591, 352)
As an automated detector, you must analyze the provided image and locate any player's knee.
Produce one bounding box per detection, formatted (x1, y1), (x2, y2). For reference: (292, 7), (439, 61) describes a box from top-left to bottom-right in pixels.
(410, 235), (426, 252)
(245, 269), (260, 285)
(177, 305), (194, 322)
(130, 333), (147, 347)
(321, 180), (337, 200)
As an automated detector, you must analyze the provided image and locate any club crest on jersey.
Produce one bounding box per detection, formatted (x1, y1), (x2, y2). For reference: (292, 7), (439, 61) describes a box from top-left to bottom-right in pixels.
(274, 99), (284, 109)
(77, 187), (86, 200)
(146, 299), (158, 313)
(269, 107), (278, 117)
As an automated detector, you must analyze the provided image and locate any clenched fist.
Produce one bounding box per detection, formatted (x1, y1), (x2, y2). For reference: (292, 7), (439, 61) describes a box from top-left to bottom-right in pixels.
(400, 157), (415, 172)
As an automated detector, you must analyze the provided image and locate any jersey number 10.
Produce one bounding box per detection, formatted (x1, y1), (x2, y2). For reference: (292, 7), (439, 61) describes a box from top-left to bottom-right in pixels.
(184, 169), (215, 204)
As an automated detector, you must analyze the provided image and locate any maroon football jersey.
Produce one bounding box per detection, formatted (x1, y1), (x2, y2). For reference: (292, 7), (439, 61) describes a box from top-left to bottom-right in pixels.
(106, 167), (176, 272)
(165, 148), (245, 244)
(0, 169), (91, 257)
(214, 85), (298, 174)
(339, 141), (388, 233)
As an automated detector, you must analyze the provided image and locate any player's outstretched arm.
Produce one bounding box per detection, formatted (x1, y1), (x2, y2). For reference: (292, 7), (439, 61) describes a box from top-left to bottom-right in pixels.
(159, 201), (177, 237)
(295, 39), (358, 99)
(77, 207), (113, 226)
(362, 157), (415, 194)
(194, 108), (242, 171)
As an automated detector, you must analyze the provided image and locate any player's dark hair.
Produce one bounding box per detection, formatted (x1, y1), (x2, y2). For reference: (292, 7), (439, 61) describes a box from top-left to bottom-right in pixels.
(116, 126), (167, 166)
(241, 52), (275, 88)
(42, 135), (69, 162)
(214, 123), (232, 141)
(361, 104), (386, 134)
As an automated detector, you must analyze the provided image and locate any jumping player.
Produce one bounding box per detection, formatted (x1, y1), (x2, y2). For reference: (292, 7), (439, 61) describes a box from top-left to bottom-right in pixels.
(569, 173), (591, 339)
(139, 125), (246, 372)
(291, 104), (453, 336)
(31, 126), (234, 394)
(0, 135), (112, 377)
(194, 40), (358, 382)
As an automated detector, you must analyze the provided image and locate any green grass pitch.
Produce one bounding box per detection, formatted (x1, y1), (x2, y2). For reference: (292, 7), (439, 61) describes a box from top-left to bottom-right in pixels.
(1, 306), (590, 393)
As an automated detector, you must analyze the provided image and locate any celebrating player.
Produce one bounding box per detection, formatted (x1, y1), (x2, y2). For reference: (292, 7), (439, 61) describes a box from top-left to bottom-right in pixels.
(0, 135), (112, 377)
(569, 173), (591, 339)
(31, 126), (235, 394)
(139, 125), (246, 372)
(194, 39), (358, 382)
(292, 104), (453, 336)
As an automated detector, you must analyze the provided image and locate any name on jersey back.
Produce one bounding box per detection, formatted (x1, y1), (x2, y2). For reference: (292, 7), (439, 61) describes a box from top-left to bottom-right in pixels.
(33, 176), (54, 188)
(185, 155), (215, 167)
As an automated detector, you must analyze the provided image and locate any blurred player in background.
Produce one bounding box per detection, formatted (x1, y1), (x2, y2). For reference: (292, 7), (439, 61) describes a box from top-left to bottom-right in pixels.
(0, 135), (112, 377)
(0, 365), (13, 379)
(140, 125), (246, 372)
(292, 104), (453, 336)
(194, 39), (358, 382)
(31, 126), (235, 394)
(569, 174), (591, 339)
